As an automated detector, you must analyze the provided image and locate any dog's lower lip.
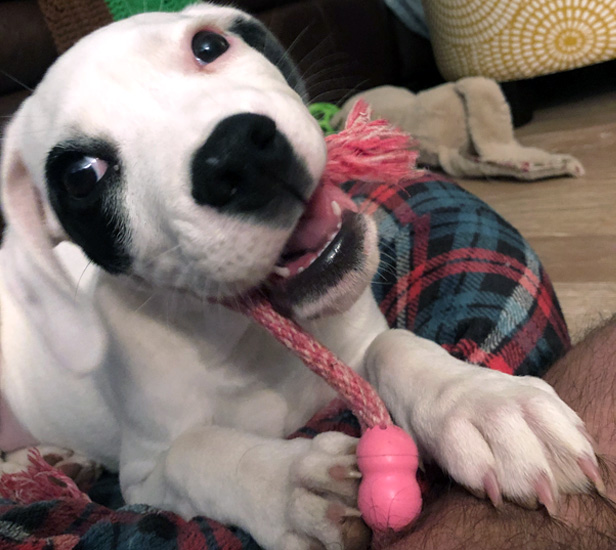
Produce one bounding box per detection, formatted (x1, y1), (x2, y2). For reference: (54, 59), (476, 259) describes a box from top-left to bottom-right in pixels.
(267, 211), (365, 307)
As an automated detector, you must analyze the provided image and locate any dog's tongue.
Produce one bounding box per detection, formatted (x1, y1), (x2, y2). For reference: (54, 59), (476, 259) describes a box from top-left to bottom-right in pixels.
(283, 183), (357, 258)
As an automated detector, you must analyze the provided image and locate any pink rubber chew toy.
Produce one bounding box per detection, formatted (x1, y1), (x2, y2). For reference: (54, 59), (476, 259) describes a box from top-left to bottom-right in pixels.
(357, 425), (422, 531)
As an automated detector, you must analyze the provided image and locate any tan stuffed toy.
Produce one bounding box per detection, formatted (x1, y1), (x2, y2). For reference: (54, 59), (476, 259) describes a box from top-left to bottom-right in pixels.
(333, 77), (584, 181)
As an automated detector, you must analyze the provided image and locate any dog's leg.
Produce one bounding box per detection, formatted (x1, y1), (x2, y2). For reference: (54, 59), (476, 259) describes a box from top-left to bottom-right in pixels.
(364, 329), (599, 510)
(123, 429), (369, 550)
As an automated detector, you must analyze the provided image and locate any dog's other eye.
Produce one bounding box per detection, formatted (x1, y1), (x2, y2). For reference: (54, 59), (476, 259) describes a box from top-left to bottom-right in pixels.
(62, 156), (108, 198)
(192, 31), (229, 64)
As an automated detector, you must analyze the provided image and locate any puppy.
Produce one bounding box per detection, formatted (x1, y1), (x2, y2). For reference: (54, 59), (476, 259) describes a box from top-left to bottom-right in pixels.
(0, 4), (600, 549)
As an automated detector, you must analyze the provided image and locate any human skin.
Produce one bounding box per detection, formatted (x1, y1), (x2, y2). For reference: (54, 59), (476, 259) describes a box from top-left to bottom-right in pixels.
(384, 317), (616, 550)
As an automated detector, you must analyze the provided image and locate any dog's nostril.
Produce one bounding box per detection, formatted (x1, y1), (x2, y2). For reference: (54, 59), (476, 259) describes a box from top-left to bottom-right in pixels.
(202, 167), (240, 207)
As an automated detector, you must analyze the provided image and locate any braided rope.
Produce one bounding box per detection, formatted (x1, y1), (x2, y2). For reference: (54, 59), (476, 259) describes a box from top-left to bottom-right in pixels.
(227, 294), (391, 430)
(220, 102), (418, 432)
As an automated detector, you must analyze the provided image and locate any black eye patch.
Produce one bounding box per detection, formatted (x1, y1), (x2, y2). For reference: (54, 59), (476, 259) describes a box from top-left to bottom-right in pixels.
(46, 138), (131, 274)
(229, 17), (307, 100)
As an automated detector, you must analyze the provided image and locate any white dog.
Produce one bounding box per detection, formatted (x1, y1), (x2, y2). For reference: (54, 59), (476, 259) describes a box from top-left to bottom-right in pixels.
(0, 4), (600, 549)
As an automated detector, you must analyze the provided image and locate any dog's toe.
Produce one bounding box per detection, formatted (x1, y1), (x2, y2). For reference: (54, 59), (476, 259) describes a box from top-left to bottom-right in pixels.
(288, 489), (368, 550)
(292, 433), (360, 506)
(54, 456), (102, 491)
(286, 432), (369, 550)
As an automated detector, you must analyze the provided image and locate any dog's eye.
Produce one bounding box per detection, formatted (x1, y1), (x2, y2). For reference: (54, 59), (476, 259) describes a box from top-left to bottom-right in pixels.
(192, 31), (229, 64)
(62, 156), (108, 198)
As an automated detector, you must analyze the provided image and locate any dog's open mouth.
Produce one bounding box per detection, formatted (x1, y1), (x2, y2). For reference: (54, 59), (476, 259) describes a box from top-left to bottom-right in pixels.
(267, 183), (373, 318)
(273, 183), (358, 279)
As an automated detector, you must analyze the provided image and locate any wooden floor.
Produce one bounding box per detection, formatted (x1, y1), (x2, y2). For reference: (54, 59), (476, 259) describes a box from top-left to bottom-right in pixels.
(456, 85), (616, 342)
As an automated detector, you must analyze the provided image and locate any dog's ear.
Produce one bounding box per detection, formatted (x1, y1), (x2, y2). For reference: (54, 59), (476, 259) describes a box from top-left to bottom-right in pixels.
(0, 117), (106, 375)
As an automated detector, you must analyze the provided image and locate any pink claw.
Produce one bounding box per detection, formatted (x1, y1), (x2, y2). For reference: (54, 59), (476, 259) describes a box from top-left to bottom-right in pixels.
(534, 473), (558, 516)
(579, 455), (606, 496)
(483, 470), (502, 508)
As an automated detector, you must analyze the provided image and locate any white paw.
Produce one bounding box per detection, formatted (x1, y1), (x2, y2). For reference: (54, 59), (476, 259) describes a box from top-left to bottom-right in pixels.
(279, 432), (369, 550)
(1, 446), (101, 490)
(413, 368), (601, 512)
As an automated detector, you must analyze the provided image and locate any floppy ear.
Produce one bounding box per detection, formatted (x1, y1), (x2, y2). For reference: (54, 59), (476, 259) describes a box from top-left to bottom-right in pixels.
(0, 117), (106, 375)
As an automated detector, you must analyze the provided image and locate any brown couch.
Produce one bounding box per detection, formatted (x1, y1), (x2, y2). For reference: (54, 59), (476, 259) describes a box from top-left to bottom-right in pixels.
(0, 0), (442, 133)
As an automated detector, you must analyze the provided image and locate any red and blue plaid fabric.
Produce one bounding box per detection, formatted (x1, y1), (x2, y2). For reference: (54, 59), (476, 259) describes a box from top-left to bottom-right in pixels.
(345, 175), (570, 377)
(0, 175), (570, 549)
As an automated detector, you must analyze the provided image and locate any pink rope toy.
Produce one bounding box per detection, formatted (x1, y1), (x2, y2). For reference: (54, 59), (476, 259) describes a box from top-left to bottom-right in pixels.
(226, 101), (423, 532)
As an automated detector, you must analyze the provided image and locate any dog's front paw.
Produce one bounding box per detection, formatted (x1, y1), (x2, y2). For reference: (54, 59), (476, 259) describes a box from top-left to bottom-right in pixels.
(413, 369), (601, 513)
(282, 432), (370, 550)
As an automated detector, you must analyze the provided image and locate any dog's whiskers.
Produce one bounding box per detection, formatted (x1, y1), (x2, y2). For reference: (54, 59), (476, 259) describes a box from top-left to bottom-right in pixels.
(290, 38), (370, 104)
(376, 263), (399, 280)
(142, 244), (183, 267)
(290, 37), (350, 103)
(134, 292), (156, 313)
(283, 21), (316, 65)
(377, 249), (402, 268)
(163, 272), (185, 328)
(292, 33), (338, 77)
(74, 259), (95, 297)
(308, 77), (372, 105)
(303, 69), (356, 96)
(301, 52), (350, 87)
(0, 70), (34, 93)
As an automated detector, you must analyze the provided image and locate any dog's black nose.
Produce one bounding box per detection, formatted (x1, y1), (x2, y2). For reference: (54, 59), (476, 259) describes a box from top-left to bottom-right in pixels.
(191, 113), (310, 218)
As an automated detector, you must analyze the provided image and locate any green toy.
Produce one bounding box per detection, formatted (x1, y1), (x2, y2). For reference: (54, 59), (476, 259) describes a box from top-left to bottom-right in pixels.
(309, 103), (341, 135)
(106, 0), (195, 21)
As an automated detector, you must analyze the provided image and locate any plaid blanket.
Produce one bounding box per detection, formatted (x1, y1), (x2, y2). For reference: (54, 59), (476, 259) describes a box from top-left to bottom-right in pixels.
(0, 174), (570, 549)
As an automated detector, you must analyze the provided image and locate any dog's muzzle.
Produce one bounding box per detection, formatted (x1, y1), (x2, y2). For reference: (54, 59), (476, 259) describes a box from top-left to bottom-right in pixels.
(191, 113), (375, 318)
(191, 113), (311, 223)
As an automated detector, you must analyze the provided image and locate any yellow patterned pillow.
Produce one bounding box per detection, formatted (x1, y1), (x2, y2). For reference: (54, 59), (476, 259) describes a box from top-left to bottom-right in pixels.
(423, 0), (616, 81)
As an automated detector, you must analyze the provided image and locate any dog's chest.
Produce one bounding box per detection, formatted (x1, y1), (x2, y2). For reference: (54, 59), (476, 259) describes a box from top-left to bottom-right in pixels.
(98, 281), (336, 440)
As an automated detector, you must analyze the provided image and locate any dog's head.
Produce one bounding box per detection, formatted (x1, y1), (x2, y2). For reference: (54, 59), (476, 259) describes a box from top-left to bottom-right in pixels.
(1, 3), (379, 325)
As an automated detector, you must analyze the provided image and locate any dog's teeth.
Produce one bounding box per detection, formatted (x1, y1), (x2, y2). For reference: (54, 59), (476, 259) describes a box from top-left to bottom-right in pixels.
(273, 266), (291, 278)
(325, 232), (337, 249)
(298, 267), (305, 274)
(331, 200), (342, 218)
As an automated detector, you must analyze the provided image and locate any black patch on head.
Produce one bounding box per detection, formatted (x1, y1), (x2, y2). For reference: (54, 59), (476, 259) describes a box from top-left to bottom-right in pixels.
(45, 138), (131, 274)
(229, 17), (306, 100)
